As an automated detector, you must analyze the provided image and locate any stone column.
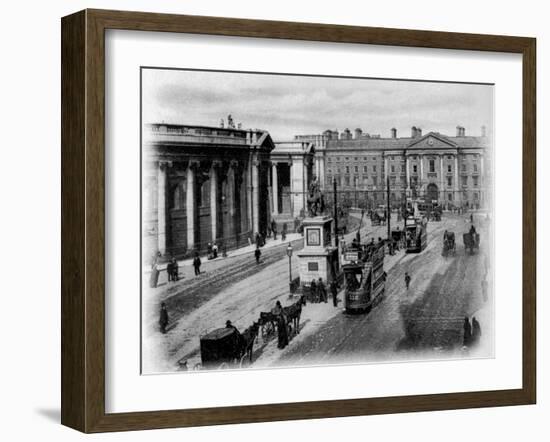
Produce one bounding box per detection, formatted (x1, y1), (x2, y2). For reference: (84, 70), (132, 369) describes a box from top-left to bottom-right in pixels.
(303, 158), (309, 211)
(439, 154), (444, 202)
(246, 156), (253, 232)
(419, 155), (424, 194)
(228, 160), (238, 239)
(290, 157), (304, 217)
(454, 154), (460, 206)
(272, 162), (279, 215)
(252, 156), (260, 235)
(209, 161), (220, 242)
(186, 161), (198, 251)
(157, 161), (169, 255)
(405, 155), (410, 194)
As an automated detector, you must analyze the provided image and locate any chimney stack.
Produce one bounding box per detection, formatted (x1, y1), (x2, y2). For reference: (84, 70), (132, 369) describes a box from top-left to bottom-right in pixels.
(354, 128), (363, 139)
(417, 127), (422, 137)
(456, 125), (462, 137)
(481, 125), (486, 137)
(391, 127), (397, 138)
(411, 126), (417, 138)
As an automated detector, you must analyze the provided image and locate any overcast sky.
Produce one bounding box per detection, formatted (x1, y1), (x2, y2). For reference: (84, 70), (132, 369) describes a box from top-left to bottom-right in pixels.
(142, 68), (493, 141)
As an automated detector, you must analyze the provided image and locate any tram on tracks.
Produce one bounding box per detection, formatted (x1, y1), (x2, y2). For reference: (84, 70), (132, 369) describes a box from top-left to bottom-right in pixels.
(405, 216), (428, 253)
(342, 241), (386, 314)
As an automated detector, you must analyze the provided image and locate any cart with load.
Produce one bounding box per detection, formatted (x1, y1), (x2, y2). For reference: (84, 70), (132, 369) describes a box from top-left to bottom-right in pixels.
(463, 231), (480, 255)
(442, 231), (456, 257)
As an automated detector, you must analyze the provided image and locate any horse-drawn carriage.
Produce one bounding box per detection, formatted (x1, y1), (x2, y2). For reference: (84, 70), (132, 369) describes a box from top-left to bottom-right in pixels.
(442, 231), (456, 257)
(258, 296), (306, 344)
(196, 322), (259, 370)
(463, 230), (480, 255)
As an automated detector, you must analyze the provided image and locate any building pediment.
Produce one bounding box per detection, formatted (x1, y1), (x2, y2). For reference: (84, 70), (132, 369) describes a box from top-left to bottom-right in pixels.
(407, 132), (458, 150)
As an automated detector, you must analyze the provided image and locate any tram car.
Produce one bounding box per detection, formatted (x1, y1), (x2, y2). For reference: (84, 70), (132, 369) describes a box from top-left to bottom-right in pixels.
(343, 242), (385, 313)
(405, 216), (428, 253)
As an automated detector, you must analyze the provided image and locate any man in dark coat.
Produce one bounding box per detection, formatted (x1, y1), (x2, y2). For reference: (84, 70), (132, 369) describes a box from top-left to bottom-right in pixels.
(463, 317), (472, 347)
(405, 272), (411, 290)
(166, 260), (174, 282)
(271, 219), (277, 240)
(170, 257), (178, 282)
(330, 280), (338, 307)
(472, 317), (482, 346)
(309, 279), (317, 303)
(254, 245), (261, 264)
(318, 278), (328, 303)
(282, 223), (287, 241)
(159, 302), (169, 334)
(193, 252), (201, 276)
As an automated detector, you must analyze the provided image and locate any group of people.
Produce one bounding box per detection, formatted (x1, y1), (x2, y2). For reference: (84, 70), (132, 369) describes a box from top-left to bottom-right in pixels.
(308, 277), (339, 307)
(206, 242), (219, 260)
(463, 316), (482, 348)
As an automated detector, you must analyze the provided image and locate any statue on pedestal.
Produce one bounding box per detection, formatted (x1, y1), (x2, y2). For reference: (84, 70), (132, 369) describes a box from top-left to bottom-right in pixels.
(306, 176), (325, 217)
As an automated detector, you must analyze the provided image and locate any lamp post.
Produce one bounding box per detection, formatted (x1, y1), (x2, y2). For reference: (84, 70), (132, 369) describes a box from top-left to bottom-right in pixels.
(286, 243), (293, 286)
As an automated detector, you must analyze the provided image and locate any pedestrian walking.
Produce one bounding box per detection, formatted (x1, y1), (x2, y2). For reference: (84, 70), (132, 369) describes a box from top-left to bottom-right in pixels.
(470, 213), (474, 223)
(282, 223), (287, 241)
(159, 302), (169, 334)
(193, 252), (201, 276)
(318, 277), (328, 303)
(166, 259), (174, 282)
(330, 280), (338, 307)
(472, 317), (482, 346)
(254, 245), (261, 264)
(212, 243), (218, 259)
(463, 317), (472, 347)
(271, 219), (278, 240)
(405, 272), (411, 290)
(149, 251), (161, 288)
(310, 279), (317, 303)
(169, 257), (178, 282)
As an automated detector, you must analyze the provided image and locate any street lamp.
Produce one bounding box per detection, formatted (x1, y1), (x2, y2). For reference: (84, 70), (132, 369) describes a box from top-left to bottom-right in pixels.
(286, 244), (293, 285)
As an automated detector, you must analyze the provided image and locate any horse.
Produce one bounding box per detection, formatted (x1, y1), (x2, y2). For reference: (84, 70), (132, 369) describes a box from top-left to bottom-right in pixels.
(237, 321), (260, 364)
(307, 190), (325, 217)
(282, 295), (306, 337)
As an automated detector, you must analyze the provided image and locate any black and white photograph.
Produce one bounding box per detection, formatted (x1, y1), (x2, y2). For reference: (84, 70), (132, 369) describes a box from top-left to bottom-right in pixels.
(141, 68), (494, 374)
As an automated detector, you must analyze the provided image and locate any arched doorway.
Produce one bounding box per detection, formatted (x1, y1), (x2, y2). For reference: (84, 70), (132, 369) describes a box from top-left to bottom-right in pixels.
(427, 183), (439, 202)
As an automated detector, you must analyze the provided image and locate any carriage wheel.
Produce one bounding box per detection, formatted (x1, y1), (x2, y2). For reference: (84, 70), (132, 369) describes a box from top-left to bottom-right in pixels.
(218, 362), (229, 370)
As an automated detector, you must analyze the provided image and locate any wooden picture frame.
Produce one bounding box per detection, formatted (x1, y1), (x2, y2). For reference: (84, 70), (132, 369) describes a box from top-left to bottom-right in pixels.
(61, 9), (536, 433)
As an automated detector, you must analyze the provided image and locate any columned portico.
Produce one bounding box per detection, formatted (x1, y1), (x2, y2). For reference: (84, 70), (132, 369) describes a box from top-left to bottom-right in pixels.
(144, 123), (275, 259)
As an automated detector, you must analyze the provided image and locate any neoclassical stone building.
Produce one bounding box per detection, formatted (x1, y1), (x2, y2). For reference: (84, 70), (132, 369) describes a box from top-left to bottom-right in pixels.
(303, 125), (491, 209)
(143, 123), (274, 258)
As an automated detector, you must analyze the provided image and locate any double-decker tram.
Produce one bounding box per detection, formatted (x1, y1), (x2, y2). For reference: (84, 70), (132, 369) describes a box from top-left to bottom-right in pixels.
(342, 241), (386, 314)
(405, 216), (428, 253)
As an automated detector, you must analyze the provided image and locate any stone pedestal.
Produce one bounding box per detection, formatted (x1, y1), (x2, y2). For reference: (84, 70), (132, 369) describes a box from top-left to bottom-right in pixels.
(297, 215), (339, 285)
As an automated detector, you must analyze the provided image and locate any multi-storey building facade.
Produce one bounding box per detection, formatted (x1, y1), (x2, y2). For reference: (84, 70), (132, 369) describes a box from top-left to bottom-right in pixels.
(304, 126), (491, 209)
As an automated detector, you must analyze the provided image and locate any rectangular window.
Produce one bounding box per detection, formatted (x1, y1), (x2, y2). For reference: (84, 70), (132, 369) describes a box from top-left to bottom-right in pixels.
(345, 176), (350, 186)
(354, 165), (358, 173)
(373, 165), (377, 173)
(462, 176), (468, 186)
(448, 193), (453, 201)
(447, 177), (452, 187)
(473, 176), (479, 187)
(372, 177), (377, 187)
(401, 164), (406, 173)
(447, 164), (452, 173)
(391, 165), (395, 173)
(429, 159), (435, 173)
(363, 166), (368, 173)
(473, 163), (478, 173)
(462, 163), (467, 172)
(413, 164), (418, 173)
(345, 166), (350, 174)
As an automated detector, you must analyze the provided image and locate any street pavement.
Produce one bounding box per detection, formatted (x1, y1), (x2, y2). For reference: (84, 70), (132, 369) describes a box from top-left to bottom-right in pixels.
(142, 212), (493, 373)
